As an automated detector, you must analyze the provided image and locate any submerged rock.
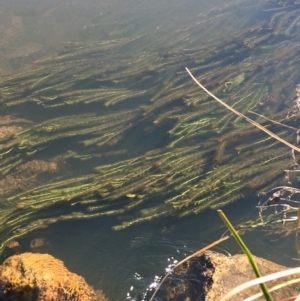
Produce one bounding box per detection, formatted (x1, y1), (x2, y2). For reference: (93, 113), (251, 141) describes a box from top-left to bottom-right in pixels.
(0, 115), (33, 138)
(155, 251), (300, 301)
(0, 252), (108, 301)
(0, 159), (59, 197)
(29, 238), (47, 249)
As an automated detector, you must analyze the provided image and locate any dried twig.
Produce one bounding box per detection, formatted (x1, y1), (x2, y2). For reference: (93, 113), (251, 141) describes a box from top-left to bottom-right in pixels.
(186, 67), (300, 153)
(249, 110), (299, 132)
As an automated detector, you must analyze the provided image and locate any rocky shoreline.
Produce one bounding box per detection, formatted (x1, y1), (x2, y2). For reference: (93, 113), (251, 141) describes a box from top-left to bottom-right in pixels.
(149, 251), (300, 301)
(0, 251), (299, 301)
(0, 252), (108, 301)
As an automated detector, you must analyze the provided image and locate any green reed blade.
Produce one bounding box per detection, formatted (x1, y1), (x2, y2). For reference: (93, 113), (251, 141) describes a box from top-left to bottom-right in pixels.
(217, 209), (273, 301)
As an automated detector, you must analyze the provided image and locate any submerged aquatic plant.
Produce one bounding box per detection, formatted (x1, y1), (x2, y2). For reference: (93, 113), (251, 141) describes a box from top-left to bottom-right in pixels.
(0, 0), (300, 250)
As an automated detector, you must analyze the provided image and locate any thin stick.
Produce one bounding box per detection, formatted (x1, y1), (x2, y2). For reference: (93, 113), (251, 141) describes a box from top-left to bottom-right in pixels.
(186, 67), (300, 153)
(249, 110), (298, 132)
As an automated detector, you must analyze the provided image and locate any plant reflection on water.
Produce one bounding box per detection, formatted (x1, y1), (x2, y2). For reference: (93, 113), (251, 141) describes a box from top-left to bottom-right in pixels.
(0, 0), (299, 253)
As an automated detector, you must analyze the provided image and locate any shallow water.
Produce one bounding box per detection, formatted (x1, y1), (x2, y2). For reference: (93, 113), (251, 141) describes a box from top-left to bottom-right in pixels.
(0, 0), (300, 300)
(13, 199), (300, 301)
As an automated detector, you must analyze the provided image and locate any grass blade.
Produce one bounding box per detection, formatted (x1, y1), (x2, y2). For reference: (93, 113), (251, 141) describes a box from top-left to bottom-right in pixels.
(220, 267), (300, 301)
(242, 277), (300, 301)
(217, 209), (273, 301)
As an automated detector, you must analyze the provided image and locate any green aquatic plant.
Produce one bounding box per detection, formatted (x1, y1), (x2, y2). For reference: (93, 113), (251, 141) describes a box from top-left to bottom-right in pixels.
(0, 0), (300, 250)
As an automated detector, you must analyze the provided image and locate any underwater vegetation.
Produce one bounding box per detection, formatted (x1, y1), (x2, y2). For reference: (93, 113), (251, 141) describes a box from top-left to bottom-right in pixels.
(0, 0), (299, 251)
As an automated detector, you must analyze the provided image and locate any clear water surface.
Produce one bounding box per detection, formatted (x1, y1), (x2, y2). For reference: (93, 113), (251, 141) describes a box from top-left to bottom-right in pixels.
(0, 0), (299, 300)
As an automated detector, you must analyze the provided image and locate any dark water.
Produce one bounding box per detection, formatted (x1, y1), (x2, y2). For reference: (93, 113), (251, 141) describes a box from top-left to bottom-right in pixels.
(14, 198), (299, 301)
(0, 0), (300, 300)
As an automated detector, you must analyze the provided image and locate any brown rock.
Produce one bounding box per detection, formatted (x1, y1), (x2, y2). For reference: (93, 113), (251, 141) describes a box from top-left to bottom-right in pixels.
(0, 160), (59, 197)
(5, 241), (22, 257)
(205, 251), (300, 301)
(157, 251), (300, 301)
(0, 252), (108, 301)
(0, 115), (33, 138)
(29, 238), (46, 249)
(6, 241), (20, 251)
